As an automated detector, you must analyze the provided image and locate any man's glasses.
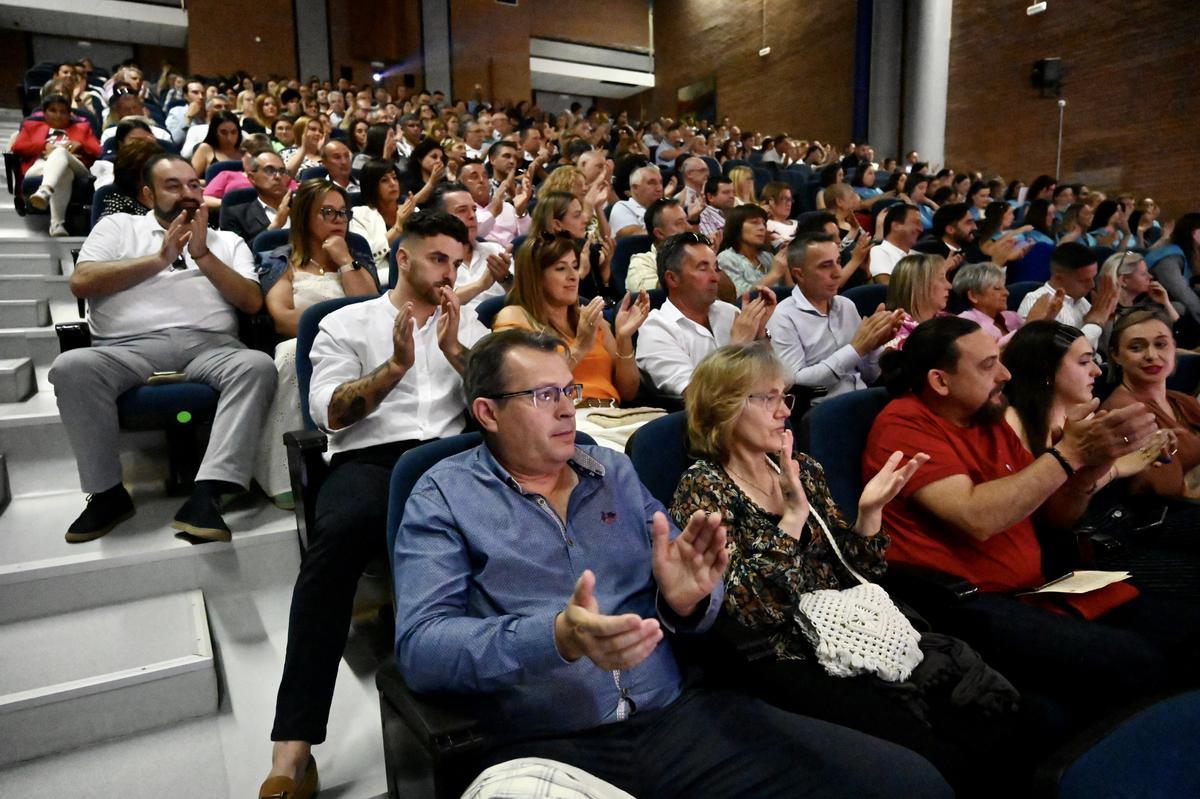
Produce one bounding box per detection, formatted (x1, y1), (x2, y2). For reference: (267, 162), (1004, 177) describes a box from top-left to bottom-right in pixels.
(258, 166), (288, 178)
(317, 206), (352, 222)
(487, 383), (583, 409)
(746, 392), (796, 412)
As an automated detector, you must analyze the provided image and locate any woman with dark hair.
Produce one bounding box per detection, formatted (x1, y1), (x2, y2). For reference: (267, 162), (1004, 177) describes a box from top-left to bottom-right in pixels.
(966, 181), (991, 220)
(349, 158), (415, 269)
(1022, 199), (1057, 245)
(1004, 179), (1025, 204)
(813, 162), (844, 210)
(1059, 202), (1098, 247)
(191, 110), (244, 178)
(717, 204), (790, 295)
(882, 170), (908, 196)
(347, 119), (369, 160)
(907, 174), (936, 230)
(98, 138), (161, 219)
(1146, 211), (1200, 328)
(354, 123), (393, 170)
(400, 137), (446, 203)
(1090, 199), (1136, 250)
(254, 179), (378, 505)
(760, 181), (797, 245)
(1025, 175), (1056, 205)
(716, 137), (740, 166)
(11, 93), (101, 236)
(850, 163), (891, 210)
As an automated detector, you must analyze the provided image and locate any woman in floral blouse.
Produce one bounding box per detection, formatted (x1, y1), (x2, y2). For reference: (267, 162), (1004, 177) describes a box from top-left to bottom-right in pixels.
(671, 343), (1022, 794)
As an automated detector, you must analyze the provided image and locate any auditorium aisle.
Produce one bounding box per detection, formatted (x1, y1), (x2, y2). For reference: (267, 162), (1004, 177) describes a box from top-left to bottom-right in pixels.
(0, 107), (387, 798)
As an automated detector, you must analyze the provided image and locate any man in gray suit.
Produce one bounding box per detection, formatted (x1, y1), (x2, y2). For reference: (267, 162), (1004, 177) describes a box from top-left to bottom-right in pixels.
(221, 150), (292, 245)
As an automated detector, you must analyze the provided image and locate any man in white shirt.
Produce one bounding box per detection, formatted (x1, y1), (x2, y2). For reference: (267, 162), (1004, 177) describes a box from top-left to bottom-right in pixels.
(48, 154), (274, 544)
(868, 204), (924, 284)
(626, 198), (689, 293)
(675, 155), (709, 208)
(180, 95), (231, 158)
(262, 211), (488, 795)
(428, 181), (511, 311)
(321, 140), (359, 194)
(637, 232), (774, 397)
(768, 233), (902, 400)
(395, 114), (423, 160)
(760, 134), (792, 166)
(463, 122), (487, 160)
(461, 159), (530, 248)
(1017, 241), (1118, 350)
(610, 165), (664, 238)
(165, 78), (206, 146)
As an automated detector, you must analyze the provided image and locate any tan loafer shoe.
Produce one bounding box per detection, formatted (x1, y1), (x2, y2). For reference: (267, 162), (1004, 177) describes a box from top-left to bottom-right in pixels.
(258, 755), (318, 798)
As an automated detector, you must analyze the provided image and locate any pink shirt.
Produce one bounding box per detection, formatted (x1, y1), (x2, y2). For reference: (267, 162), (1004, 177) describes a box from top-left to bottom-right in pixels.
(958, 307), (1024, 347)
(476, 200), (530, 247)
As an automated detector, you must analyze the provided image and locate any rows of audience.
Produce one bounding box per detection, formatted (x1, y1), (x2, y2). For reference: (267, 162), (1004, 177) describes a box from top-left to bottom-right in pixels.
(17, 59), (1200, 798)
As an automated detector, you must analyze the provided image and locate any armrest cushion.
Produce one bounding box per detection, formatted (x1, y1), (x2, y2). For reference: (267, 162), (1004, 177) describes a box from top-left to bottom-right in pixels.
(883, 563), (979, 606)
(283, 428), (328, 453)
(375, 660), (487, 754)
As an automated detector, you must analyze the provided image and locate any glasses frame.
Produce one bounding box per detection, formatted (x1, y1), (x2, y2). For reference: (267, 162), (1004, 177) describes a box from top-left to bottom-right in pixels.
(487, 382), (584, 408)
(317, 205), (353, 222)
(745, 392), (796, 412)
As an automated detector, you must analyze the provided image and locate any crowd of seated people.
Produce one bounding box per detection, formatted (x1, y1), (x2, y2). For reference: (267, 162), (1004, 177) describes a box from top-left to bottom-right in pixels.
(20, 59), (1200, 799)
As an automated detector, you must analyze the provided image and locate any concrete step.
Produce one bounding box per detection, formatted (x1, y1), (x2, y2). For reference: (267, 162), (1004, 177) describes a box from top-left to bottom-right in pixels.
(0, 590), (218, 768)
(0, 299), (50, 328)
(0, 252), (57, 275)
(0, 357), (36, 403)
(0, 326), (60, 370)
(0, 274), (74, 303)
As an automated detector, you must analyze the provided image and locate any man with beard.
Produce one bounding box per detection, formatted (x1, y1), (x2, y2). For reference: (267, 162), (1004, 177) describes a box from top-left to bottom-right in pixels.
(913, 202), (977, 270)
(863, 316), (1196, 726)
(50, 153), (274, 543)
(260, 211), (489, 798)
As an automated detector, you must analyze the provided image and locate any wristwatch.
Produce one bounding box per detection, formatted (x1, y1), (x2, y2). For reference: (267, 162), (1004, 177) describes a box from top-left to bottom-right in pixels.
(337, 260), (363, 274)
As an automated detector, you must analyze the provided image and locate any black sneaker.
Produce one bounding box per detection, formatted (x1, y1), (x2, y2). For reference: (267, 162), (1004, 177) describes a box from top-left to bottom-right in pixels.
(65, 485), (135, 543)
(170, 491), (232, 543)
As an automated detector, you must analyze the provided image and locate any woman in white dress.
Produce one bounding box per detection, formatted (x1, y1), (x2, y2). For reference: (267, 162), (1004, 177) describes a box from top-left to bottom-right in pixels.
(254, 180), (379, 506)
(348, 157), (416, 273)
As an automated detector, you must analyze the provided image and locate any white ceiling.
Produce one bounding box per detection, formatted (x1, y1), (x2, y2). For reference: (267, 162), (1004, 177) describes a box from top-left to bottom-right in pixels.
(0, 0), (187, 48)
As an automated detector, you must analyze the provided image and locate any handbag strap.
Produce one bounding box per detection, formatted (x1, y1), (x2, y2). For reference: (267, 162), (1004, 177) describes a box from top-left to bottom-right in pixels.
(808, 509), (868, 586)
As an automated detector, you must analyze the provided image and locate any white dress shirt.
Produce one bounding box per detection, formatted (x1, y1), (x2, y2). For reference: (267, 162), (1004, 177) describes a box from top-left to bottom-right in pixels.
(766, 291), (879, 398)
(349, 206), (389, 267)
(868, 239), (910, 278)
(455, 241), (509, 311)
(181, 123), (209, 158)
(76, 211), (256, 340)
(636, 298), (740, 397)
(308, 293), (489, 455)
(1017, 282), (1103, 349)
(608, 199), (648, 234)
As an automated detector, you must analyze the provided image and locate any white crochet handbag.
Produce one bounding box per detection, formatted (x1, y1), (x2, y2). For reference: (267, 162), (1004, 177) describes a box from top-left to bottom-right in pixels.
(793, 510), (924, 682)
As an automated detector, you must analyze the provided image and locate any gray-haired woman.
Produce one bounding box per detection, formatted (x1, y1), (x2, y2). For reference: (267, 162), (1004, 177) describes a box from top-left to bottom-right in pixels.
(954, 262), (1059, 346)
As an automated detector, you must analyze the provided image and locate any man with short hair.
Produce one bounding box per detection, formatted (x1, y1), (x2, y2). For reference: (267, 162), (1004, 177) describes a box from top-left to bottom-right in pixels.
(841, 141), (872, 173)
(768, 233), (901, 400)
(862, 315), (1192, 719)
(100, 90), (172, 145)
(261, 212), (490, 797)
(396, 114), (423, 159)
(676, 155), (709, 206)
(625, 198), (689, 292)
(180, 95), (231, 158)
(636, 233), (774, 397)
(761, 133), (792, 166)
(519, 126), (549, 182)
(461, 158), (531, 248)
(487, 140), (520, 193)
(165, 79), (207, 145)
(326, 91), (346, 126)
(915, 202), (977, 266)
(1016, 241), (1118, 349)
(321, 140), (359, 194)
(463, 122), (487, 160)
(609, 165), (664, 238)
(387, 328), (949, 798)
(654, 122), (689, 170)
(220, 150), (292, 244)
(428, 181), (512, 310)
(49, 154), (274, 543)
(868, 204), (923, 284)
(699, 175), (734, 238)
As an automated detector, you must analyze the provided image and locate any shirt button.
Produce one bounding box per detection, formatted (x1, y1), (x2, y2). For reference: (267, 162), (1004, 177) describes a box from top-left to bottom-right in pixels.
(566, 538), (575, 546)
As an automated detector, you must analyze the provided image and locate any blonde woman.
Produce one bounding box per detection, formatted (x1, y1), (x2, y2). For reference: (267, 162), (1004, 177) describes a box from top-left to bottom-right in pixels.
(884, 253), (953, 349)
(729, 165), (756, 206)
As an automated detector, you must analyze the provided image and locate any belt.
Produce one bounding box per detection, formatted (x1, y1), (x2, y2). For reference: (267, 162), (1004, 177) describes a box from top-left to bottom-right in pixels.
(576, 398), (618, 409)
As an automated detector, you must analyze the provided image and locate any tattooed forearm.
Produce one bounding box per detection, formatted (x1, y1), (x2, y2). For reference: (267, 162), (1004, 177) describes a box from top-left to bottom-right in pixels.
(326, 358), (405, 430)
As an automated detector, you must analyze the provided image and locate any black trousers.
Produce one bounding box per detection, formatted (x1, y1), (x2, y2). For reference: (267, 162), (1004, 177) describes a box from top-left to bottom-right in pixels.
(479, 688), (952, 799)
(271, 440), (422, 743)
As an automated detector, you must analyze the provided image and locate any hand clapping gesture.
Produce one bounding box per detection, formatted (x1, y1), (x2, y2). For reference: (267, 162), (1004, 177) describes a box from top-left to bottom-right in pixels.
(389, 301), (416, 374)
(651, 510), (728, 617)
(573, 296), (605, 361)
(614, 290), (651, 342)
(856, 450), (930, 536)
(555, 569), (664, 669)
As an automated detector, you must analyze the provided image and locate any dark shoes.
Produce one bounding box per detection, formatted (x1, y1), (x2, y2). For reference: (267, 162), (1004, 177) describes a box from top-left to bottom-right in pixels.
(65, 484), (135, 543)
(170, 481), (240, 543)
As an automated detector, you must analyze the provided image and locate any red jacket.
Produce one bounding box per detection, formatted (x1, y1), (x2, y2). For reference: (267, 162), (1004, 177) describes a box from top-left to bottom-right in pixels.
(10, 114), (101, 178)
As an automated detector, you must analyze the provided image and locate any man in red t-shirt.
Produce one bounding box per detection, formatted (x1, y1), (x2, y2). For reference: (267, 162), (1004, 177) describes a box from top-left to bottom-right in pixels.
(863, 316), (1197, 722)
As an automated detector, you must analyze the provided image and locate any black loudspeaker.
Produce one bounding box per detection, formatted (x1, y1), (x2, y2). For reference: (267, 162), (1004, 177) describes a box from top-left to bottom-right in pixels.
(403, 73), (416, 88)
(1032, 58), (1063, 95)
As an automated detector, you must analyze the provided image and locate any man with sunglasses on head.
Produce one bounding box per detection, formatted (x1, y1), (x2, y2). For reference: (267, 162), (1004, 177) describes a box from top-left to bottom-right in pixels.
(260, 210), (490, 799)
(50, 153), (274, 544)
(385, 328), (949, 798)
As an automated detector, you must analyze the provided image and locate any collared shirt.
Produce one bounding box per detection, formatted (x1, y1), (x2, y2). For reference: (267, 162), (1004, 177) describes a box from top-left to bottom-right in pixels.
(308, 292), (489, 454)
(766, 291), (879, 397)
(608, 198), (648, 235)
(393, 443), (723, 734)
(625, 244), (659, 293)
(456, 241), (509, 311)
(958, 307), (1024, 347)
(636, 298), (740, 397)
(698, 205), (726, 238)
(476, 199), (530, 248)
(1017, 282), (1103, 350)
(165, 104), (202, 145)
(868, 238), (910, 278)
(258, 197), (288, 229)
(76, 211), (256, 339)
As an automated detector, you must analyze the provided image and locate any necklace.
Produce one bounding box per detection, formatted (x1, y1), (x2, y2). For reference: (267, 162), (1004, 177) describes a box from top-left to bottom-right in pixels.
(306, 258), (335, 275)
(724, 463), (778, 501)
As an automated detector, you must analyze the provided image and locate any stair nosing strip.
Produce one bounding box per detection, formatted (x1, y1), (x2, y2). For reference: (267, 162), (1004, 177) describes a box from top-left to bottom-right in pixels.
(0, 654), (213, 713)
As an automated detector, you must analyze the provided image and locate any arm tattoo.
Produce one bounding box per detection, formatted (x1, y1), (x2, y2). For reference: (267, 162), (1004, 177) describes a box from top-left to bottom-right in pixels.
(326, 359), (403, 430)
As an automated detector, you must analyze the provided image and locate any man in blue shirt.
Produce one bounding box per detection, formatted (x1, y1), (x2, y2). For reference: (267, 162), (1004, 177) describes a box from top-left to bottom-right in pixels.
(392, 329), (949, 797)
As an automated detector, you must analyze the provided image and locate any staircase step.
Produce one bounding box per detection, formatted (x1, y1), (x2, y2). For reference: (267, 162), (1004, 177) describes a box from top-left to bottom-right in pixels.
(0, 357), (36, 403)
(0, 589), (217, 767)
(0, 253), (57, 275)
(0, 299), (50, 328)
(0, 326), (60, 369)
(0, 275), (74, 303)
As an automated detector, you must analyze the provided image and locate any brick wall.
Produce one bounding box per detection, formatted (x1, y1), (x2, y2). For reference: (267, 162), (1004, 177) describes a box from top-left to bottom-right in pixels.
(945, 0), (1200, 218)
(330, 0), (422, 90)
(649, 0), (856, 142)
(187, 0), (296, 79)
(530, 0), (649, 49)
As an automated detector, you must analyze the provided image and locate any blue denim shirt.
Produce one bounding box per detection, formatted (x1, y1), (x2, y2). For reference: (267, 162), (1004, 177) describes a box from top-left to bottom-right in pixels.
(393, 443), (723, 735)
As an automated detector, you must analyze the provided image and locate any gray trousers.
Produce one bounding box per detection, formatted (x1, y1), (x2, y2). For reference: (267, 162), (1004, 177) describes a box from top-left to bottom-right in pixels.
(48, 328), (276, 493)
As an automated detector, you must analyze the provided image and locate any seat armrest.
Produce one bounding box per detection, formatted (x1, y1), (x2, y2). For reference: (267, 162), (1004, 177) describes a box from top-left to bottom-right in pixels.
(284, 428), (328, 554)
(883, 563), (979, 606)
(55, 322), (92, 352)
(375, 660), (488, 756)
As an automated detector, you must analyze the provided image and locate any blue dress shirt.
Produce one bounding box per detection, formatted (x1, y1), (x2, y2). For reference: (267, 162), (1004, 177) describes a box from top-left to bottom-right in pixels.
(393, 443), (723, 734)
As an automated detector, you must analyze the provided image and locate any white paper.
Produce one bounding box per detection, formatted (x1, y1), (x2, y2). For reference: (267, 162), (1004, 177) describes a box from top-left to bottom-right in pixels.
(1019, 571), (1130, 595)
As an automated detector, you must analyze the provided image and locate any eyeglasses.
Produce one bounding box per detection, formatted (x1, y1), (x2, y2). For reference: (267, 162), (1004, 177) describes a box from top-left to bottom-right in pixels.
(317, 206), (352, 222)
(745, 392), (796, 412)
(258, 166), (288, 178)
(487, 383), (583, 408)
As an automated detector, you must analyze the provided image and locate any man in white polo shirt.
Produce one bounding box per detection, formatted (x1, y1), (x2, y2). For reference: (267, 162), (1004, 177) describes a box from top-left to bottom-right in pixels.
(609, 164), (664, 238)
(49, 153), (275, 543)
(868, 203), (923, 284)
(636, 232), (774, 398)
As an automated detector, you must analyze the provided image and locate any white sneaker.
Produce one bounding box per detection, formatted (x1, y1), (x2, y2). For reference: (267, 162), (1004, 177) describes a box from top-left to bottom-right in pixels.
(27, 185), (52, 212)
(48, 222), (69, 237)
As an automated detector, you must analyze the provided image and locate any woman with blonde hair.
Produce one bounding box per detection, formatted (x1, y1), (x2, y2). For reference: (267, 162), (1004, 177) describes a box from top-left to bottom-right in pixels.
(728, 165), (756, 206)
(283, 116), (325, 177)
(884, 253), (952, 348)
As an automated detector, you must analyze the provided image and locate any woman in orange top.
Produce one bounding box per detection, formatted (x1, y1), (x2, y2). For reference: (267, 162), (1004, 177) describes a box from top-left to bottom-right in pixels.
(493, 233), (649, 405)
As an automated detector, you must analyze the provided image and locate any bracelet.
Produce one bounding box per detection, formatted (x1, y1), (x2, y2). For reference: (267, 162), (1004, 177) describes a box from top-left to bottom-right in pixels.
(616, 349), (635, 360)
(1047, 446), (1075, 478)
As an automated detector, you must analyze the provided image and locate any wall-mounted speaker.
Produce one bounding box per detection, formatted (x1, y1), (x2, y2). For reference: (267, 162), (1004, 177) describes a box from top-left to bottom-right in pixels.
(1032, 58), (1063, 95)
